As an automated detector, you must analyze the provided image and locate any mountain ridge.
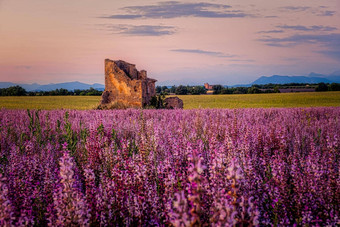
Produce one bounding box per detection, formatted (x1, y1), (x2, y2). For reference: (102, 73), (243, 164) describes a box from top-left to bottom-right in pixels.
(1, 72), (340, 90)
(252, 75), (334, 85)
(0, 81), (105, 91)
(232, 71), (340, 87)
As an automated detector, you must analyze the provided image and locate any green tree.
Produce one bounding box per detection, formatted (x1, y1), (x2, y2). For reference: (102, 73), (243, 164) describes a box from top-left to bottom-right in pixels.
(156, 86), (162, 93)
(315, 82), (328, 92)
(0, 86), (27, 96)
(86, 87), (102, 96)
(175, 85), (188, 95)
(169, 86), (177, 93)
(149, 93), (165, 109)
(74, 89), (82, 95)
(212, 85), (223, 94)
(161, 86), (170, 94)
(189, 86), (206, 95)
(329, 83), (340, 91)
(247, 86), (261, 94)
(161, 86), (168, 92)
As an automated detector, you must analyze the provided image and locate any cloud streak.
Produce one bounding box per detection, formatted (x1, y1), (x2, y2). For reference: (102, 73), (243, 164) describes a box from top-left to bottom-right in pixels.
(258, 33), (340, 60)
(171, 49), (237, 58)
(101, 1), (251, 19)
(15, 65), (32, 70)
(315, 10), (335, 17)
(280, 6), (311, 12)
(279, 5), (336, 17)
(257, 30), (284, 34)
(277, 25), (337, 32)
(259, 33), (340, 46)
(107, 24), (176, 36)
(170, 49), (255, 62)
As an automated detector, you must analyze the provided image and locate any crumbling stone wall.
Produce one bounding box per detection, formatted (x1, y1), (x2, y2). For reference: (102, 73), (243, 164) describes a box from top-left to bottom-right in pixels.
(164, 97), (184, 109)
(100, 59), (157, 108)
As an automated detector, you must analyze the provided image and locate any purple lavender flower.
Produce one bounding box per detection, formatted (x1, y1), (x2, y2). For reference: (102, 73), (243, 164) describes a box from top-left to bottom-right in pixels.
(0, 174), (14, 226)
(52, 151), (90, 226)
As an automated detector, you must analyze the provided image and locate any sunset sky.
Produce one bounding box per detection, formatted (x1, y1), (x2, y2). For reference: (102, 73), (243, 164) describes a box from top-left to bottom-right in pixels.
(0, 0), (339, 85)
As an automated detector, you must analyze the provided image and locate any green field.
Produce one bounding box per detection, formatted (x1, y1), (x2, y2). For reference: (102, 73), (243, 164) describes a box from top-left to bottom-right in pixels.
(0, 96), (100, 110)
(0, 92), (339, 110)
(175, 91), (340, 109)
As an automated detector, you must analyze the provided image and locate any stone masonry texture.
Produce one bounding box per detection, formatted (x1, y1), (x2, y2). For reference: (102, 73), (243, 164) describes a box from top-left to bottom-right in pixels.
(100, 59), (157, 108)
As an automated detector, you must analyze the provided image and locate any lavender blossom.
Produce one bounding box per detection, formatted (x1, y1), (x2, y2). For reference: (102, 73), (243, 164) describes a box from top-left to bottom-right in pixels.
(0, 108), (338, 225)
(0, 174), (14, 226)
(52, 151), (90, 226)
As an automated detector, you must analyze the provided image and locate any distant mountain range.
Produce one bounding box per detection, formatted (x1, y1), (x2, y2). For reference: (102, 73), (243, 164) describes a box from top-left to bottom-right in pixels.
(252, 72), (340, 85)
(1, 72), (340, 91)
(0, 81), (105, 91)
(231, 71), (340, 87)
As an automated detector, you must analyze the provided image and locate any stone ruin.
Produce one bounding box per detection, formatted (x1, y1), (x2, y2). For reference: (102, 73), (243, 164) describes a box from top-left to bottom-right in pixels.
(99, 58), (184, 109)
(164, 97), (184, 109)
(99, 59), (157, 108)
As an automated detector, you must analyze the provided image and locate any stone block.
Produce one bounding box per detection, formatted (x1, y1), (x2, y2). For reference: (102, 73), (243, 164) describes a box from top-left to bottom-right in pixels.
(99, 59), (157, 109)
(164, 97), (184, 109)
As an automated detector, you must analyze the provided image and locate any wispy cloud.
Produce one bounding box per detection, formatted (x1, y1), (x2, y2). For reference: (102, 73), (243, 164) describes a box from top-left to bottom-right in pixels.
(257, 25), (337, 35)
(15, 65), (32, 70)
(277, 25), (337, 32)
(258, 33), (340, 46)
(258, 33), (340, 60)
(264, 16), (278, 18)
(317, 50), (340, 60)
(101, 1), (251, 19)
(257, 30), (284, 34)
(106, 24), (176, 36)
(279, 5), (336, 17)
(171, 49), (237, 58)
(228, 59), (255, 62)
(170, 49), (255, 62)
(280, 6), (311, 12)
(315, 10), (335, 17)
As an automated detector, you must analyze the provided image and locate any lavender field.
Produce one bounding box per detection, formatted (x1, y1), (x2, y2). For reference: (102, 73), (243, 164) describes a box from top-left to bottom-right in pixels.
(0, 108), (339, 226)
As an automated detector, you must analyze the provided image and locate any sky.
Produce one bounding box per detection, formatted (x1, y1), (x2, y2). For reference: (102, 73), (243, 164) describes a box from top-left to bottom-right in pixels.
(0, 0), (339, 86)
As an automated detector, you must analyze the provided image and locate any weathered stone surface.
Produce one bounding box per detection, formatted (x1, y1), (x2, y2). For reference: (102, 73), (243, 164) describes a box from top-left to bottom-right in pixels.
(99, 59), (157, 108)
(164, 97), (184, 109)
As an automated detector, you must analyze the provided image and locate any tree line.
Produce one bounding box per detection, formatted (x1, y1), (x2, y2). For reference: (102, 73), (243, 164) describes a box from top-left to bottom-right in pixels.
(156, 85), (207, 95)
(157, 82), (340, 95)
(1, 82), (339, 96)
(0, 86), (102, 96)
